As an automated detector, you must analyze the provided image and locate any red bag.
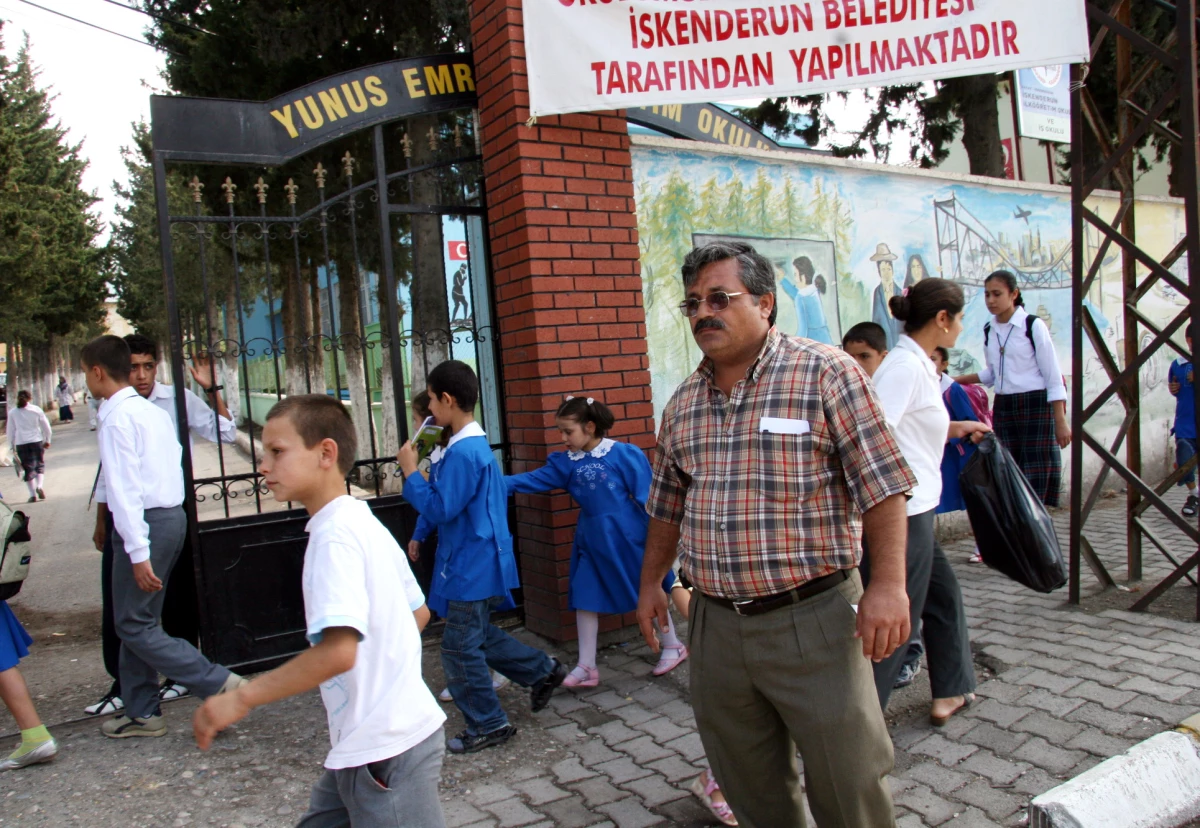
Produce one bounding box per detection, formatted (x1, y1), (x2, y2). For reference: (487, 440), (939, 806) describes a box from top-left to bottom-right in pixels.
(959, 383), (993, 428)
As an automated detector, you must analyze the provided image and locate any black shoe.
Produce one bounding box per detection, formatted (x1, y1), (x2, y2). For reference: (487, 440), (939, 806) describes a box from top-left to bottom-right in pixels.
(446, 725), (516, 754)
(531, 659), (568, 712)
(1184, 495), (1198, 517)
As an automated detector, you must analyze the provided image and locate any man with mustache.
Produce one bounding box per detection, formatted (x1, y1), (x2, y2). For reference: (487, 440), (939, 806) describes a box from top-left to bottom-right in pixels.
(637, 241), (915, 828)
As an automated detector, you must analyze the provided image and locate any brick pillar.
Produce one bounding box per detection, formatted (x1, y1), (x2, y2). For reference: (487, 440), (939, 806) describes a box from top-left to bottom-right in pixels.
(470, 0), (655, 642)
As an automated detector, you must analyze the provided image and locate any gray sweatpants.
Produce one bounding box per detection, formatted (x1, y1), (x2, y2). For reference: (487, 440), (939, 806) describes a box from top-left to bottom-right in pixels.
(112, 505), (229, 718)
(298, 727), (447, 828)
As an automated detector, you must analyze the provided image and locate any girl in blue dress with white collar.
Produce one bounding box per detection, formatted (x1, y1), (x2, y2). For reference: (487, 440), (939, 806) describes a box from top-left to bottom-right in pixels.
(506, 397), (686, 688)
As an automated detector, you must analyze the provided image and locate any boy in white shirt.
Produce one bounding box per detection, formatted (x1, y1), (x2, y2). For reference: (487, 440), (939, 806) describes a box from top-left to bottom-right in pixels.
(194, 394), (447, 828)
(80, 335), (244, 739)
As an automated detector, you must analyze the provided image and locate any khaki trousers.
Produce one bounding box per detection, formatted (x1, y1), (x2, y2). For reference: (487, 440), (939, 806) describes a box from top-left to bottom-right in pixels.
(689, 570), (896, 828)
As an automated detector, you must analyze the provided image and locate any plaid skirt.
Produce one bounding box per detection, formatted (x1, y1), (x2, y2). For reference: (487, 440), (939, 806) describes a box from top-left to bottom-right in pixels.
(15, 442), (44, 482)
(994, 391), (1061, 507)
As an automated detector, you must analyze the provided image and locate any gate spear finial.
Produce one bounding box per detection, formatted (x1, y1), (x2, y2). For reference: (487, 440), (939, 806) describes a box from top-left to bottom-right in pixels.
(254, 177), (268, 205)
(400, 133), (413, 159)
(342, 151), (355, 178)
(221, 176), (237, 204)
(188, 176), (204, 203)
(313, 162), (327, 189)
(427, 126), (439, 151)
(284, 178), (299, 205)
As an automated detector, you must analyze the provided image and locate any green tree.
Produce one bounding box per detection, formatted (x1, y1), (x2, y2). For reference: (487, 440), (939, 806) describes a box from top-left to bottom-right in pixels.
(0, 35), (105, 406)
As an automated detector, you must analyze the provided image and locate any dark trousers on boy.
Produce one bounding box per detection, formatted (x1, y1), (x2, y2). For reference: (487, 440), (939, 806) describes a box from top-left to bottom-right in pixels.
(442, 596), (555, 735)
(297, 728), (447, 828)
(110, 505), (229, 718)
(101, 511), (201, 698)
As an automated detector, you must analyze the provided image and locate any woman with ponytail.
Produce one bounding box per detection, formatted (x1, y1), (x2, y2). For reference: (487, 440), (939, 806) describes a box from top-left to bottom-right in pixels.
(863, 278), (989, 725)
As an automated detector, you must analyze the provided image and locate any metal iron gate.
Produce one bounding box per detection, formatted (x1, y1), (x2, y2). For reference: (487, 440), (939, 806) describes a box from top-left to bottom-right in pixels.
(150, 57), (506, 671)
(1070, 0), (1200, 617)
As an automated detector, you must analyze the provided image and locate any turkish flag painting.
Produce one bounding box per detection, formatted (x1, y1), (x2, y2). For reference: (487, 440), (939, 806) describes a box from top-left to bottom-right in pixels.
(447, 240), (468, 260)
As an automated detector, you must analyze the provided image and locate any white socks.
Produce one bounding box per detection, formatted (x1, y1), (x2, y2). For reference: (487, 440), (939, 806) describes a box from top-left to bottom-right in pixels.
(576, 610), (599, 670)
(35, 473), (43, 490)
(659, 611), (683, 651)
(25, 479), (36, 498)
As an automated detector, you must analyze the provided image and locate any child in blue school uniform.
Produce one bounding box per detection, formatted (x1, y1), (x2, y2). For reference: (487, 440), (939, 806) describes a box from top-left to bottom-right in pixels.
(504, 396), (687, 689)
(1169, 326), (1198, 518)
(397, 361), (566, 755)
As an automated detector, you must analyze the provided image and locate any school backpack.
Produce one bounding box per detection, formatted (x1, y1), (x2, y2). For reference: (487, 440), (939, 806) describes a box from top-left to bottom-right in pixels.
(949, 383), (994, 428)
(0, 498), (32, 601)
(984, 314), (1039, 355)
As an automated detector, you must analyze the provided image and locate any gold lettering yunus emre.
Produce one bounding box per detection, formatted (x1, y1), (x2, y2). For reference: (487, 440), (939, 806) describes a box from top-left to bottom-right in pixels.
(268, 62), (475, 140)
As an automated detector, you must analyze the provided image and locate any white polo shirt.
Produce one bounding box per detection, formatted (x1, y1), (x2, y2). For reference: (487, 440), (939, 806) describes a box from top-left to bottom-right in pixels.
(872, 335), (951, 516)
(303, 495), (445, 769)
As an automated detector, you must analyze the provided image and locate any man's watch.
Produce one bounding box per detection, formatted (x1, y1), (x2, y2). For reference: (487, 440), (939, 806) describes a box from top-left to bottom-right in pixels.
(206, 385), (224, 394)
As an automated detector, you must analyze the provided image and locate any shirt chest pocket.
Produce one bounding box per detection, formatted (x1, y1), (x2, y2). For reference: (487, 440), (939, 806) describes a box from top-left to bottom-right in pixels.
(753, 430), (825, 502)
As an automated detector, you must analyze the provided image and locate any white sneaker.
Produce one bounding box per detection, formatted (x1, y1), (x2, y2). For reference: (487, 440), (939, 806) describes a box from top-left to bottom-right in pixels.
(0, 737), (58, 770)
(84, 692), (123, 716)
(439, 671), (510, 702)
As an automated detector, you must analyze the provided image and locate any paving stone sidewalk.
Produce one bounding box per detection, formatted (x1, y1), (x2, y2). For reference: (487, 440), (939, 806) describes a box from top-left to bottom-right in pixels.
(436, 495), (1200, 828)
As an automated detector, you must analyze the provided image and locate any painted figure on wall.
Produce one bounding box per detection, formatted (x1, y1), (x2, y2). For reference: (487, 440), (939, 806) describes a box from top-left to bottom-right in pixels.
(904, 254), (930, 289)
(871, 243), (903, 349)
(780, 255), (833, 344)
(451, 264), (469, 322)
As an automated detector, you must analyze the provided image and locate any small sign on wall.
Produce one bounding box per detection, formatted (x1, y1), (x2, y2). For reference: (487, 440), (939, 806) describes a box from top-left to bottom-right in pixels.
(1015, 65), (1072, 144)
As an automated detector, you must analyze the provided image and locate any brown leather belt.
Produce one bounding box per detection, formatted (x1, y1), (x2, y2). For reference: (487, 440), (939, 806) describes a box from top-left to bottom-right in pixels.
(704, 570), (851, 617)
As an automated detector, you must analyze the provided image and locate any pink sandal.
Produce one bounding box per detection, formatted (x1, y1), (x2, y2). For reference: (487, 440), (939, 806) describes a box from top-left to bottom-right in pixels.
(689, 771), (737, 826)
(653, 644), (689, 676)
(562, 665), (599, 688)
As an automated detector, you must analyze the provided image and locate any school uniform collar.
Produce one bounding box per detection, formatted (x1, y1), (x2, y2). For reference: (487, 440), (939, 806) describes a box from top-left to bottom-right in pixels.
(567, 438), (615, 462)
(304, 494), (358, 534)
(446, 420), (486, 449)
(96, 385), (139, 425)
(993, 306), (1029, 330)
(896, 335), (938, 379)
(147, 382), (175, 402)
(939, 372), (954, 393)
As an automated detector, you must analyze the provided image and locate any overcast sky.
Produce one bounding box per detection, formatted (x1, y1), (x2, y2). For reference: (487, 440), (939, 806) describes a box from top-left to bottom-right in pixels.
(0, 0), (166, 238)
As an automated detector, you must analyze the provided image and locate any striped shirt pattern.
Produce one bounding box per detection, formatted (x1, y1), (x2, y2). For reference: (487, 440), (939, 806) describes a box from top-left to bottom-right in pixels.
(647, 327), (915, 600)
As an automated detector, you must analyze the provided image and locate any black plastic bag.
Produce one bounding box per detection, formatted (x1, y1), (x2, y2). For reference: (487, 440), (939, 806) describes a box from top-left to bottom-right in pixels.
(959, 433), (1066, 593)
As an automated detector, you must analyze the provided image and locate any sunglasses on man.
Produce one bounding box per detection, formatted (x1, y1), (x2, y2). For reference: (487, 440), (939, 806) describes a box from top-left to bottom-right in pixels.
(678, 291), (753, 318)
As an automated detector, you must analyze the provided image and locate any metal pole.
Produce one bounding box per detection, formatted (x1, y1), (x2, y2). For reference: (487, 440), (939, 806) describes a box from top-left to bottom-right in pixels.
(1070, 63), (1084, 606)
(1046, 143), (1056, 186)
(152, 152), (211, 648)
(1117, 0), (1142, 582)
(1174, 0), (1200, 619)
(1009, 72), (1026, 181)
(373, 124), (408, 445)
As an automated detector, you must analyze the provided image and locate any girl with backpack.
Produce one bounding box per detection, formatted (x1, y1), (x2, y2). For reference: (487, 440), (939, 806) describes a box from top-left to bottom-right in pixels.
(955, 270), (1071, 507)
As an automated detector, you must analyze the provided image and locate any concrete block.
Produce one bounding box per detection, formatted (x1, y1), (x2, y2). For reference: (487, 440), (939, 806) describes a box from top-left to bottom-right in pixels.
(1029, 730), (1200, 828)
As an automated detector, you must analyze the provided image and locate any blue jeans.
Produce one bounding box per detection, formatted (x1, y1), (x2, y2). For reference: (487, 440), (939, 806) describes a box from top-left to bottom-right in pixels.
(441, 597), (554, 735)
(1177, 437), (1197, 486)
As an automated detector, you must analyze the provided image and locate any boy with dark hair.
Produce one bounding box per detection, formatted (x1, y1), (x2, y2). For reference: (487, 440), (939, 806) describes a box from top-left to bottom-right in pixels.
(87, 333), (239, 716)
(80, 335), (243, 739)
(1169, 325), (1199, 517)
(397, 360), (566, 754)
(195, 393), (446, 827)
(842, 321), (890, 378)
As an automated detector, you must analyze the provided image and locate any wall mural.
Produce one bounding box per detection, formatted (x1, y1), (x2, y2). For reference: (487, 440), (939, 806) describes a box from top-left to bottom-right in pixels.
(632, 137), (1188, 481)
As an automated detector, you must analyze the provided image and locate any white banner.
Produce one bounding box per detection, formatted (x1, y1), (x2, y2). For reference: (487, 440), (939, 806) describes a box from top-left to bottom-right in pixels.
(525, 0), (1089, 118)
(1014, 65), (1072, 144)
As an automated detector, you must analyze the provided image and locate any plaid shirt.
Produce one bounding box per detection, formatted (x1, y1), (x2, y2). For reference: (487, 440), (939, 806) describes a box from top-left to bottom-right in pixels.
(647, 327), (915, 600)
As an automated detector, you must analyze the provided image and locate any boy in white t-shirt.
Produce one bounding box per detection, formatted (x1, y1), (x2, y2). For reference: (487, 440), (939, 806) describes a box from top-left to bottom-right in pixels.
(193, 394), (447, 827)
